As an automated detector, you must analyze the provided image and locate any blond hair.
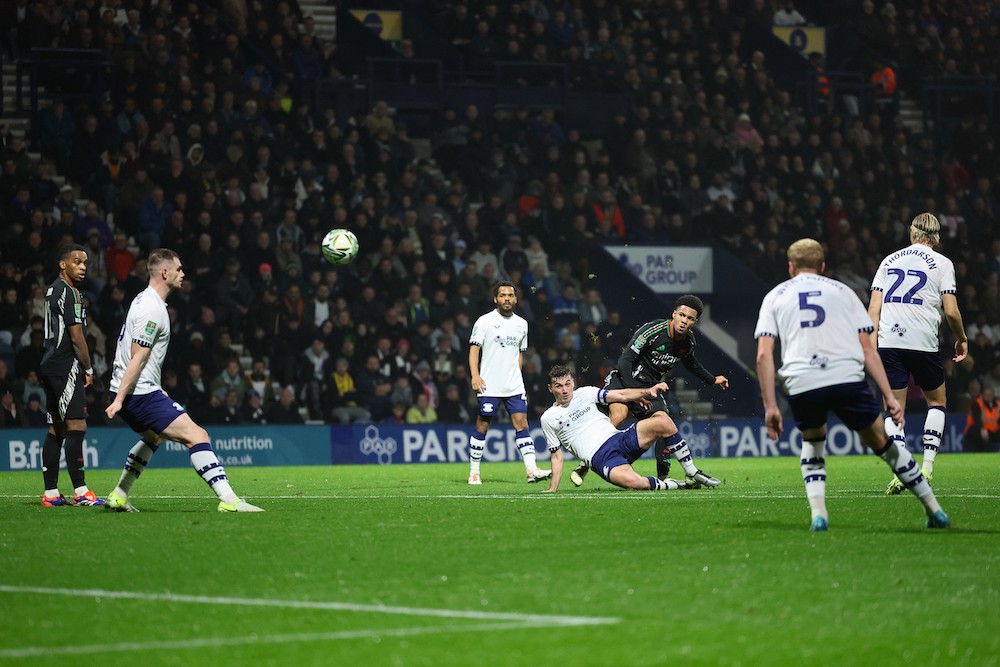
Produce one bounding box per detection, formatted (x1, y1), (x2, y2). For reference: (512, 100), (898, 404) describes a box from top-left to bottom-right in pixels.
(910, 212), (940, 246)
(787, 238), (824, 271)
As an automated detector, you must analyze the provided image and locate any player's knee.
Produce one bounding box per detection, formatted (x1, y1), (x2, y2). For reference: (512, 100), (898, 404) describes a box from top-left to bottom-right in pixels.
(651, 413), (676, 437)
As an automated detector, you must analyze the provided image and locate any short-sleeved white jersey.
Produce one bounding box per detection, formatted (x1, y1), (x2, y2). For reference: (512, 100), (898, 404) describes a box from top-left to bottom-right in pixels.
(755, 273), (874, 395)
(540, 386), (618, 467)
(469, 309), (527, 397)
(870, 243), (957, 352)
(110, 287), (170, 395)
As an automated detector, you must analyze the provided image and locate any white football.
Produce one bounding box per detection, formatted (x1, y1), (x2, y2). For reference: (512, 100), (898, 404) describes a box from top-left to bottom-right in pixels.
(322, 228), (360, 265)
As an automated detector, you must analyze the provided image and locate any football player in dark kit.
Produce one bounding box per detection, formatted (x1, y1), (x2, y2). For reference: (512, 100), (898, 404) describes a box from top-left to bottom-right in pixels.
(571, 295), (729, 488)
(39, 244), (105, 506)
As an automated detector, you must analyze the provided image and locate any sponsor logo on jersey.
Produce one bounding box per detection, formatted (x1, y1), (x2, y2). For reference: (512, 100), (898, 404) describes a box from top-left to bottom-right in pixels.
(145, 320), (157, 336)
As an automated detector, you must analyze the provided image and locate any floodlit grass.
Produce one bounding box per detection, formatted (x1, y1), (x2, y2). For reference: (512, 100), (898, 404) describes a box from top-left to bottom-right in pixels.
(1, 454), (998, 666)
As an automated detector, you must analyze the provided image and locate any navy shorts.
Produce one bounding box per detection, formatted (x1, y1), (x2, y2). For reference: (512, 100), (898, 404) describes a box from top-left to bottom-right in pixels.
(878, 348), (944, 392)
(787, 380), (882, 432)
(603, 371), (669, 419)
(110, 390), (187, 434)
(477, 393), (527, 419)
(590, 424), (643, 482)
(42, 371), (87, 422)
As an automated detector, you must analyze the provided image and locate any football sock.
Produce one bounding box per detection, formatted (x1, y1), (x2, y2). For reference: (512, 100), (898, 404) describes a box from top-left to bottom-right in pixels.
(922, 406), (945, 475)
(876, 440), (941, 513)
(654, 439), (671, 478)
(883, 413), (906, 446)
(469, 434), (485, 475)
(646, 476), (668, 490)
(116, 439), (159, 496)
(189, 443), (238, 503)
(64, 430), (87, 489)
(663, 433), (698, 476)
(800, 439), (828, 519)
(41, 431), (62, 491)
(515, 429), (537, 471)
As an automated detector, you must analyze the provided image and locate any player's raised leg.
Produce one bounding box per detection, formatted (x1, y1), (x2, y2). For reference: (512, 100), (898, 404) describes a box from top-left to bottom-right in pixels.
(862, 418), (949, 528)
(160, 414), (263, 512)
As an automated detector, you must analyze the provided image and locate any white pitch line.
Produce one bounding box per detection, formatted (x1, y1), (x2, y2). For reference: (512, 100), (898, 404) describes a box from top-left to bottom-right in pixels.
(0, 585), (618, 626)
(0, 621), (545, 658)
(2, 492), (997, 500)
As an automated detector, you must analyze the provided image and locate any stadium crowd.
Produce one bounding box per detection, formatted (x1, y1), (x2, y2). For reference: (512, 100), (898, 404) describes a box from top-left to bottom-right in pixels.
(1, 0), (999, 430)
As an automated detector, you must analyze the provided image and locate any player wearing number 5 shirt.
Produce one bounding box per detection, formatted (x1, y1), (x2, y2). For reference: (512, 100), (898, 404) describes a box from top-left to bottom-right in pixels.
(868, 213), (968, 494)
(755, 238), (949, 531)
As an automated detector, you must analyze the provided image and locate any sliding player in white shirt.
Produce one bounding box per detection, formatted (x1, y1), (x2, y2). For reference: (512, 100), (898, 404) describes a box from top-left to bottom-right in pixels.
(467, 280), (551, 485)
(540, 365), (682, 492)
(755, 238), (948, 531)
(104, 248), (262, 512)
(868, 213), (968, 494)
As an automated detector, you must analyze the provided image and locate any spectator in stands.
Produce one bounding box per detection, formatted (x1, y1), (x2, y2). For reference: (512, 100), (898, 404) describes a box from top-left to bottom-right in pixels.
(267, 385), (305, 424)
(405, 392), (438, 424)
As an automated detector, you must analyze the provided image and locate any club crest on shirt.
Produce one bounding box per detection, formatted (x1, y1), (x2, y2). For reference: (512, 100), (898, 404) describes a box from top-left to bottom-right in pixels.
(145, 320), (157, 336)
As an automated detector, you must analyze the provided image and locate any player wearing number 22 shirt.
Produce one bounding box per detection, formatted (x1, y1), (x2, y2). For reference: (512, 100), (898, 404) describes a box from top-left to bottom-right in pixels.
(868, 213), (967, 494)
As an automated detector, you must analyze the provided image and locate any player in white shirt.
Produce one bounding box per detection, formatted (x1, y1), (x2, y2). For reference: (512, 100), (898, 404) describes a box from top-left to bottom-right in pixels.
(755, 238), (949, 530)
(868, 213), (968, 494)
(467, 281), (551, 485)
(104, 248), (262, 512)
(540, 365), (681, 492)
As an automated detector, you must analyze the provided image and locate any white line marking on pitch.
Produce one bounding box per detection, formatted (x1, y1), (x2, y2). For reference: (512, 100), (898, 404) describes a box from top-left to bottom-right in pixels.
(0, 585), (617, 626)
(3, 492), (996, 500)
(0, 621), (544, 658)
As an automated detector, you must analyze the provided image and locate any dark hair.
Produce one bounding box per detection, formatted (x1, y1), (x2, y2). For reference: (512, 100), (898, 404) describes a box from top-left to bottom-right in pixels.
(674, 294), (704, 317)
(58, 243), (87, 263)
(493, 280), (516, 298)
(547, 364), (573, 382)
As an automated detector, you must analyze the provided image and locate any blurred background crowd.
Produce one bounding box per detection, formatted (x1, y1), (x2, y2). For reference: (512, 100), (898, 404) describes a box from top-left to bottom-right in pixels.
(1, 0), (999, 430)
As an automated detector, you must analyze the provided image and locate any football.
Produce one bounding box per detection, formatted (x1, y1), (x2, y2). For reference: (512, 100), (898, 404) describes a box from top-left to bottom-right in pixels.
(321, 228), (360, 265)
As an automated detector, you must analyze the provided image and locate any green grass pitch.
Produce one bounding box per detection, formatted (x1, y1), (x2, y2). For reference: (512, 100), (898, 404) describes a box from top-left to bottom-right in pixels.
(1, 454), (998, 666)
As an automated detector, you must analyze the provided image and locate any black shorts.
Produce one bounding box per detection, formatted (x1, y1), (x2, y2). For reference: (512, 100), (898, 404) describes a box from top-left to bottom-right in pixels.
(787, 380), (882, 432)
(42, 370), (87, 423)
(878, 348), (944, 392)
(603, 370), (670, 420)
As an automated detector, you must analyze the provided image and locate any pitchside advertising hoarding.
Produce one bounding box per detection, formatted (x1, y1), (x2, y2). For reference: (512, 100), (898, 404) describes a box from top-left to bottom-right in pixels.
(609, 246), (713, 294)
(1, 417), (967, 471)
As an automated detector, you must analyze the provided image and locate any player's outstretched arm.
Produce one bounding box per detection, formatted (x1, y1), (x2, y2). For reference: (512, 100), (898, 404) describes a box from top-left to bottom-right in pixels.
(543, 447), (563, 493)
(606, 382), (668, 405)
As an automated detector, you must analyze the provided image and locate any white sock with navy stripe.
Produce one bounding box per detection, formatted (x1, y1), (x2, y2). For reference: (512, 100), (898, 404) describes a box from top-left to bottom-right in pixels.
(877, 440), (941, 513)
(800, 439), (827, 520)
(663, 433), (698, 476)
(115, 438), (159, 496)
(515, 429), (537, 472)
(469, 434), (485, 475)
(189, 443), (238, 503)
(922, 407), (945, 475)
